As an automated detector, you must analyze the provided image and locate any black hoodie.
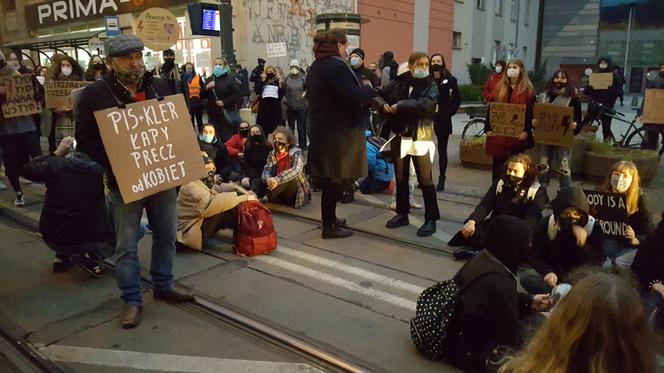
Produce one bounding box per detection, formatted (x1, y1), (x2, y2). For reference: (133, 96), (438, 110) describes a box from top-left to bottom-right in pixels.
(445, 216), (534, 372)
(588, 56), (620, 107)
(632, 212), (664, 291)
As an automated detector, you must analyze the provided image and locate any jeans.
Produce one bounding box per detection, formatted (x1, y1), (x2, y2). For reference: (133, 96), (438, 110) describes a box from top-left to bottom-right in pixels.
(537, 144), (571, 189)
(0, 131), (42, 192)
(287, 109), (308, 148)
(602, 238), (637, 269)
(108, 188), (177, 305)
(359, 176), (389, 194)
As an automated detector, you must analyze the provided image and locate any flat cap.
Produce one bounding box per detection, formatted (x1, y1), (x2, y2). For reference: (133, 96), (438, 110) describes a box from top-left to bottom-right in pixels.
(104, 35), (144, 58)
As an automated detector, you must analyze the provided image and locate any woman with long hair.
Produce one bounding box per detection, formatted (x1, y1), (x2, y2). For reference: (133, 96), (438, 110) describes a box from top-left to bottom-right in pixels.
(255, 65), (285, 136)
(241, 125), (272, 193)
(84, 55), (108, 81)
(374, 52), (440, 237)
(533, 69), (582, 193)
(430, 53), (460, 191)
(501, 272), (656, 373)
(485, 59), (536, 180)
(601, 161), (653, 268)
(48, 54), (84, 148)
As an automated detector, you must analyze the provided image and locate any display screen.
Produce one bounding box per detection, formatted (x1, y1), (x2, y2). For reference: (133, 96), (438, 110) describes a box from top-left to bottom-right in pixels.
(201, 8), (220, 31)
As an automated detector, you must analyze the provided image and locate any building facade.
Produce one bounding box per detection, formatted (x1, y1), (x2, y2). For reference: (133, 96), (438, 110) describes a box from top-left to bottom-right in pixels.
(451, 0), (541, 85)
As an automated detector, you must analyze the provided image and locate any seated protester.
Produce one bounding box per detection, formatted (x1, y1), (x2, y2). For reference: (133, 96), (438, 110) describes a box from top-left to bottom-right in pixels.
(260, 126), (311, 208)
(21, 137), (112, 277)
(176, 155), (257, 251)
(501, 272), (656, 373)
(198, 123), (235, 182)
(444, 216), (553, 373)
(359, 130), (395, 194)
(449, 153), (546, 259)
(601, 161), (653, 269)
(522, 186), (605, 294)
(241, 125), (272, 192)
(632, 212), (664, 329)
(226, 121), (250, 172)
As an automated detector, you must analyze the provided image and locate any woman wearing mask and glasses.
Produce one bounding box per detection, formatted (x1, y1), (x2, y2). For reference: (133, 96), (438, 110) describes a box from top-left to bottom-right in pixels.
(204, 57), (242, 142)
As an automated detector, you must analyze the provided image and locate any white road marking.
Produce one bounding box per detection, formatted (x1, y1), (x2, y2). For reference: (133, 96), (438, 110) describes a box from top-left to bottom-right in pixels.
(255, 255), (417, 311)
(40, 345), (323, 373)
(278, 246), (424, 294)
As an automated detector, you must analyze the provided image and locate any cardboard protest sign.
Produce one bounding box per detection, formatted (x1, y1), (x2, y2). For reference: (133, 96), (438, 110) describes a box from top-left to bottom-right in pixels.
(589, 72), (613, 90)
(583, 190), (628, 240)
(1, 75), (42, 118)
(642, 89), (664, 125)
(93, 94), (207, 203)
(45, 81), (91, 109)
(136, 8), (179, 51)
(533, 103), (575, 147)
(489, 102), (525, 138)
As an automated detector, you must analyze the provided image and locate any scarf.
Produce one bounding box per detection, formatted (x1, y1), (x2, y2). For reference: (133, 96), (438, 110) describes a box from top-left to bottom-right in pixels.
(276, 150), (290, 176)
(314, 44), (340, 60)
(402, 72), (432, 99)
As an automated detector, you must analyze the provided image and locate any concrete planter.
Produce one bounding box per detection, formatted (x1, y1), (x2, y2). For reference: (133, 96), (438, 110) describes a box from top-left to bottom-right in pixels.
(571, 133), (596, 175)
(583, 149), (659, 182)
(459, 138), (492, 169)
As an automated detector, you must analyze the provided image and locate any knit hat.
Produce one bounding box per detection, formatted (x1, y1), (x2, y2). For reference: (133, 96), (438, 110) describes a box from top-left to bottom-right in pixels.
(383, 51), (394, 62)
(289, 59), (300, 68)
(350, 48), (365, 60)
(258, 58), (266, 65)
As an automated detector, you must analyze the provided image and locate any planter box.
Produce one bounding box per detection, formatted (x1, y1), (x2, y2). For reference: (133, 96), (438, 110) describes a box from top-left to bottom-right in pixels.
(583, 150), (659, 182)
(571, 133), (596, 175)
(459, 139), (492, 169)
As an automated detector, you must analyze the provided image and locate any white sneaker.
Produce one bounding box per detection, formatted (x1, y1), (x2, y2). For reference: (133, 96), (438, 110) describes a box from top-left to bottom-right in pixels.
(410, 199), (423, 209)
(389, 201), (396, 211)
(14, 193), (25, 207)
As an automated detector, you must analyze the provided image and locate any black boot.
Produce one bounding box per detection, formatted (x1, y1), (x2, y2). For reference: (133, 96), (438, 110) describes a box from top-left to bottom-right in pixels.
(322, 223), (353, 239)
(417, 220), (436, 237)
(453, 246), (479, 260)
(436, 176), (446, 192)
(386, 214), (409, 229)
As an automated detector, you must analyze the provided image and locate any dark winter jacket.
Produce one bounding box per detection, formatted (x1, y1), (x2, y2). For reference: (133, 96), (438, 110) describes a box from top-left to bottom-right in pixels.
(433, 72), (461, 136)
(306, 55), (374, 180)
(284, 73), (307, 111)
(22, 153), (114, 248)
(159, 65), (182, 95)
(255, 78), (284, 135)
(205, 73), (242, 116)
(198, 137), (232, 181)
(243, 141), (271, 179)
(352, 65), (379, 88)
(587, 56), (620, 107)
(632, 212), (664, 291)
(446, 216), (534, 373)
(236, 68), (250, 96)
(75, 72), (171, 190)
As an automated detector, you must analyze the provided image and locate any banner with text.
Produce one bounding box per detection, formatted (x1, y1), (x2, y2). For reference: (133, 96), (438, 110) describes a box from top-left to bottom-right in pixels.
(1, 75), (42, 118)
(583, 190), (628, 239)
(266, 42), (288, 58)
(94, 94), (207, 203)
(589, 73), (614, 90)
(45, 81), (91, 109)
(489, 102), (525, 138)
(642, 89), (664, 125)
(533, 103), (574, 147)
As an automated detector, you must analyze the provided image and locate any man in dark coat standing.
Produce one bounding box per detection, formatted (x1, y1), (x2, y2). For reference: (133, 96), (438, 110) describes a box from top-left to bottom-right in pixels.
(583, 56), (621, 141)
(306, 29), (374, 239)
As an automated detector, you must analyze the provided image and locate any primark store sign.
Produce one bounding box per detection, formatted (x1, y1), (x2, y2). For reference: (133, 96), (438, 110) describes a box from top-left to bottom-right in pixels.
(25, 0), (180, 29)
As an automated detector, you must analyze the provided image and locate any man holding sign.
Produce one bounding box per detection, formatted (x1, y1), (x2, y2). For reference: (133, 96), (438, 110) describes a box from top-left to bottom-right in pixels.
(639, 63), (664, 151)
(582, 56), (621, 141)
(76, 35), (196, 329)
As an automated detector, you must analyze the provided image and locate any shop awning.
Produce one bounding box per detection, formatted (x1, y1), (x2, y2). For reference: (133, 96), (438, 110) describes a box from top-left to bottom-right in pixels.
(2, 30), (102, 51)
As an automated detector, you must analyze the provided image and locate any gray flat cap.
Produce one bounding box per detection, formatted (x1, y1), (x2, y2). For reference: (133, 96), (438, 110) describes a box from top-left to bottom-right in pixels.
(104, 35), (144, 58)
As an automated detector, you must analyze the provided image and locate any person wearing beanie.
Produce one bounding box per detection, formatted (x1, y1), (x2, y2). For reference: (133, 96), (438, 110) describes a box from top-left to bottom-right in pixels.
(159, 48), (181, 95)
(443, 216), (553, 372)
(349, 48), (378, 88)
(523, 186), (606, 294)
(250, 57), (266, 86)
(284, 58), (308, 149)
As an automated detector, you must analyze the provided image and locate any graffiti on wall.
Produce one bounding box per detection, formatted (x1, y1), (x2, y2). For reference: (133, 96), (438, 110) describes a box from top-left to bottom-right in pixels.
(240, 0), (355, 68)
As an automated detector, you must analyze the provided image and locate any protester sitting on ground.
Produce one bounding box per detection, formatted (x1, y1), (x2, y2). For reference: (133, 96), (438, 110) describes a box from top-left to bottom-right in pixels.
(198, 124), (235, 182)
(632, 211), (664, 329)
(359, 130), (395, 195)
(255, 65), (285, 136)
(449, 153), (546, 260)
(482, 60), (506, 103)
(522, 186), (606, 294)
(500, 271), (656, 373)
(443, 216), (554, 373)
(22, 137), (111, 277)
(241, 125), (272, 193)
(226, 121), (250, 171)
(177, 155), (256, 251)
(600, 161), (653, 269)
(260, 126), (310, 208)
(84, 55), (108, 82)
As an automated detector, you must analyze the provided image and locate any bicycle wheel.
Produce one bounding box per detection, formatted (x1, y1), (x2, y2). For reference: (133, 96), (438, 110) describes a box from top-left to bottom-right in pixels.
(462, 119), (486, 140)
(623, 127), (649, 150)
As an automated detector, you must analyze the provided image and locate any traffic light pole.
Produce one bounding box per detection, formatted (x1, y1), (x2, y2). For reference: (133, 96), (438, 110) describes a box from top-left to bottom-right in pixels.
(219, 0), (236, 66)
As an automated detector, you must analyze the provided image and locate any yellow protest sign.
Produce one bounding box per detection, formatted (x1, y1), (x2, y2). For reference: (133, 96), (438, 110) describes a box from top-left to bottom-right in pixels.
(589, 73), (614, 90)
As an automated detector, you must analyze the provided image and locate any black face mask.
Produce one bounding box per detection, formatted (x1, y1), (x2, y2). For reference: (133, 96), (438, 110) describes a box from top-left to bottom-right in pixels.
(266, 73), (276, 79)
(554, 82), (566, 89)
(93, 63), (104, 70)
(431, 64), (443, 72)
(250, 134), (262, 142)
(163, 59), (175, 68)
(239, 129), (249, 138)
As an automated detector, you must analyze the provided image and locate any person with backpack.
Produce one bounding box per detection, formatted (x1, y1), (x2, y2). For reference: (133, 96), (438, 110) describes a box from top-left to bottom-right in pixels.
(177, 155), (257, 251)
(359, 130), (395, 194)
(448, 153), (547, 259)
(182, 62), (204, 131)
(284, 59), (308, 149)
(414, 216), (553, 372)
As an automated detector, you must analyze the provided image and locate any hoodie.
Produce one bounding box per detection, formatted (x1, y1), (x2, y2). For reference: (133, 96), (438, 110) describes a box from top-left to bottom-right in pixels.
(530, 186), (605, 278)
(588, 56), (620, 106)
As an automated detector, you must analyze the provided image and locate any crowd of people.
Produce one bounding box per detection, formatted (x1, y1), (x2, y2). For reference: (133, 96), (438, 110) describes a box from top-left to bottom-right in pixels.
(1, 28), (664, 372)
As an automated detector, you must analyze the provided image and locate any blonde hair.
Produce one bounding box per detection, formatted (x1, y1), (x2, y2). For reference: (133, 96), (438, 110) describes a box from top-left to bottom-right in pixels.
(501, 272), (655, 373)
(494, 59), (535, 104)
(603, 160), (641, 215)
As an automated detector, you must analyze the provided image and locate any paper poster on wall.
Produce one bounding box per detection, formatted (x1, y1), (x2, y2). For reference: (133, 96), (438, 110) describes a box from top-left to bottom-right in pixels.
(1, 75), (42, 118)
(93, 94), (207, 203)
(266, 42), (288, 58)
(533, 103), (575, 147)
(642, 89), (664, 125)
(489, 102), (526, 138)
(44, 81), (92, 109)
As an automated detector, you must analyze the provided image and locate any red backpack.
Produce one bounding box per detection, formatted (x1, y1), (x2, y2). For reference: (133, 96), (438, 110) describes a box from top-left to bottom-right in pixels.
(233, 200), (277, 257)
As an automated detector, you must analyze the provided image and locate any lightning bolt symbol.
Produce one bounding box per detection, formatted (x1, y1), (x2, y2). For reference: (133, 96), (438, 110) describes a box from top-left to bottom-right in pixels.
(137, 20), (144, 33)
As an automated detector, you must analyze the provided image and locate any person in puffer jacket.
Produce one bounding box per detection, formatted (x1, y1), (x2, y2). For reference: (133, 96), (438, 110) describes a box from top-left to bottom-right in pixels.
(359, 130), (395, 194)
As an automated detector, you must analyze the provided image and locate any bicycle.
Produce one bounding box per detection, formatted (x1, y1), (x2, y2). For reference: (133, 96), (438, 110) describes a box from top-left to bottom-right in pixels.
(461, 105), (488, 139)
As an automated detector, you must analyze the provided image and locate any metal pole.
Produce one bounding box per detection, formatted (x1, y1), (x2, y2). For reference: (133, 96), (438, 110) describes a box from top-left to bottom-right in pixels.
(623, 5), (633, 78)
(219, 0), (237, 66)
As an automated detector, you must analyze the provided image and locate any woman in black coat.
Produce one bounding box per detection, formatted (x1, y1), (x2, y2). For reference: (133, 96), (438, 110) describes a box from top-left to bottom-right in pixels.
(430, 54), (460, 192)
(241, 125), (272, 194)
(198, 124), (234, 182)
(305, 28), (374, 239)
(255, 65), (285, 136)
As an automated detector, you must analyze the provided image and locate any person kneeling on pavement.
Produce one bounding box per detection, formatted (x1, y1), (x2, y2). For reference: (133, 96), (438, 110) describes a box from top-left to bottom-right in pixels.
(22, 137), (112, 277)
(359, 130), (395, 195)
(177, 155), (256, 251)
(443, 216), (554, 373)
(448, 153), (547, 260)
(260, 126), (311, 208)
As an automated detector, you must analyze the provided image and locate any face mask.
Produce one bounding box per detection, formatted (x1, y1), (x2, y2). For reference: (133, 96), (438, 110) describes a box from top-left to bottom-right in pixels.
(266, 72), (275, 79)
(36, 75), (45, 85)
(250, 134), (262, 142)
(507, 68), (520, 79)
(163, 58), (175, 68)
(413, 69), (429, 79)
(506, 174), (523, 187)
(239, 128), (249, 138)
(495, 66), (503, 74)
(290, 67), (299, 75)
(199, 134), (214, 144)
(599, 63), (608, 70)
(350, 57), (362, 68)
(274, 141), (287, 152)
(554, 82), (566, 89)
(115, 66), (146, 85)
(611, 173), (633, 193)
(431, 64), (443, 72)
(213, 65), (229, 77)
(93, 63), (104, 70)
(61, 66), (73, 77)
